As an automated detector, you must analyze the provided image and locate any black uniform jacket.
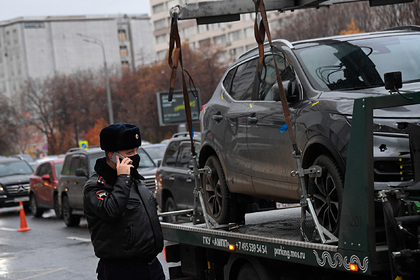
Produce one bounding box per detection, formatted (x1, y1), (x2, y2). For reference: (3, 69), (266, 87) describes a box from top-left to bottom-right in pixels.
(83, 158), (163, 262)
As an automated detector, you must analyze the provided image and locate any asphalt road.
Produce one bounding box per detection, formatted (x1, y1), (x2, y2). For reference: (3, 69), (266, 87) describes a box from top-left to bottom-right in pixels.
(0, 206), (171, 280)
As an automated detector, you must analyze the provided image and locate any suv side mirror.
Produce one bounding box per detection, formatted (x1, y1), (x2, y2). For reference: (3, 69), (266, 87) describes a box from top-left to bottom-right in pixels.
(272, 79), (300, 103)
(75, 168), (88, 177)
(41, 174), (51, 182)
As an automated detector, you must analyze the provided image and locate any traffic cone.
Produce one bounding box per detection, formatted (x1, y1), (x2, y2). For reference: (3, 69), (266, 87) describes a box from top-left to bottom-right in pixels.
(18, 200), (31, 232)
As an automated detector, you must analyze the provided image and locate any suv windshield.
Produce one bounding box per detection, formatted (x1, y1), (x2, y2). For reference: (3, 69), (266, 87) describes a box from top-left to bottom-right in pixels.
(294, 34), (420, 91)
(0, 161), (33, 177)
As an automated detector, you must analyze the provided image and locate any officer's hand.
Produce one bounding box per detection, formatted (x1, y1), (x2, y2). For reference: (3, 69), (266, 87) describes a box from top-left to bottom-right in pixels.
(116, 156), (134, 176)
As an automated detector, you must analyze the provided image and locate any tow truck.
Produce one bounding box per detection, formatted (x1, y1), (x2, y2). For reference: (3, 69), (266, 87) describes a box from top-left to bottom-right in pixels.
(160, 1), (420, 279)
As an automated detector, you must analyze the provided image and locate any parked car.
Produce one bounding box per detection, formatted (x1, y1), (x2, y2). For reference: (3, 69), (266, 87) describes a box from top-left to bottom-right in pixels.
(155, 133), (201, 216)
(199, 27), (420, 234)
(0, 157), (33, 209)
(141, 143), (168, 166)
(137, 147), (159, 193)
(58, 147), (104, 226)
(58, 146), (157, 227)
(29, 158), (64, 218)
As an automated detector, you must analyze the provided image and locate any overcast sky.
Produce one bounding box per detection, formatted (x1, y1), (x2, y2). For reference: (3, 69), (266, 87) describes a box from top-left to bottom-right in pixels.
(0, 0), (152, 21)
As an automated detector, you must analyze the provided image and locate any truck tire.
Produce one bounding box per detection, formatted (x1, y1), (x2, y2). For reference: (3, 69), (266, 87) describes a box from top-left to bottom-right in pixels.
(62, 195), (81, 227)
(203, 155), (230, 225)
(308, 154), (343, 236)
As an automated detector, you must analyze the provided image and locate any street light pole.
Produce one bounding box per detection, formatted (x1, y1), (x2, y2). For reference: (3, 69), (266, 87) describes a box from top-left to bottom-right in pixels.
(76, 33), (114, 124)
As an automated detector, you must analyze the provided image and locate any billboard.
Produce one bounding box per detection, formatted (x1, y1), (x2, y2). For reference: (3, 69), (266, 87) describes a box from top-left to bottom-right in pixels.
(156, 89), (201, 126)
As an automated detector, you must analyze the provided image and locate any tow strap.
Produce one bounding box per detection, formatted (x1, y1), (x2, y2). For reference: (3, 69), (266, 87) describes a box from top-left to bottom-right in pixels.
(168, 8), (197, 156)
(253, 0), (299, 155)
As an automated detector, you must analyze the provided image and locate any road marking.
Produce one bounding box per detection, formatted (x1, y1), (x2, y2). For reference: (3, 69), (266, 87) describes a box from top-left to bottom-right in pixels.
(0, 227), (16, 231)
(16, 267), (67, 280)
(67, 236), (91, 242)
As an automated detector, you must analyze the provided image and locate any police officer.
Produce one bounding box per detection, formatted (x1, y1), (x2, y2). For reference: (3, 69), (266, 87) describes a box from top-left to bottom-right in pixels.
(83, 123), (165, 280)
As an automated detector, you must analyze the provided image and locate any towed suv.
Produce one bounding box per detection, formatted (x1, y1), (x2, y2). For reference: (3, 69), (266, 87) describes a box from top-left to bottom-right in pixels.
(199, 27), (420, 234)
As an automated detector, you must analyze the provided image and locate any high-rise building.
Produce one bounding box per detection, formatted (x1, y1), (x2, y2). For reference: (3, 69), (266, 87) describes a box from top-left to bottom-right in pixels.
(150, 0), (285, 63)
(0, 14), (155, 98)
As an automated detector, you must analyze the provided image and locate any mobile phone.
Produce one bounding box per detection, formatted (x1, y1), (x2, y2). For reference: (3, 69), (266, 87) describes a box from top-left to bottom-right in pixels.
(111, 152), (126, 164)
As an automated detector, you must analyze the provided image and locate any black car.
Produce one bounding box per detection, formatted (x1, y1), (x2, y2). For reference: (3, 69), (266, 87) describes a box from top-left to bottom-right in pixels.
(0, 157), (34, 209)
(199, 27), (420, 233)
(155, 133), (201, 217)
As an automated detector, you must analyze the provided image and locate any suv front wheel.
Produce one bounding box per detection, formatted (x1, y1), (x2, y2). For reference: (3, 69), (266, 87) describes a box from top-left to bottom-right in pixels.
(308, 154), (343, 236)
(202, 155), (230, 225)
(62, 195), (81, 227)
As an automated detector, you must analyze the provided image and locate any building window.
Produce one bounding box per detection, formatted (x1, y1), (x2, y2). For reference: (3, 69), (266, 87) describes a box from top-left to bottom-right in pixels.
(228, 30), (242, 41)
(118, 29), (127, 41)
(213, 35), (226, 45)
(154, 18), (167, 30)
(152, 3), (166, 14)
(244, 27), (254, 38)
(156, 34), (168, 45)
(120, 46), (128, 57)
(121, 60), (129, 68)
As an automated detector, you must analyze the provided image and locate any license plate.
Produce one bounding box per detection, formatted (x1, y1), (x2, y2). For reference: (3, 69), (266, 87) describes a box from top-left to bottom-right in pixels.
(14, 196), (30, 202)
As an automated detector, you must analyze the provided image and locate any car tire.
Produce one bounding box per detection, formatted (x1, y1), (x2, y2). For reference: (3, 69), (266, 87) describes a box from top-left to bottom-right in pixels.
(53, 193), (63, 219)
(29, 193), (44, 218)
(62, 195), (81, 227)
(163, 197), (177, 223)
(203, 155), (230, 225)
(308, 154), (343, 236)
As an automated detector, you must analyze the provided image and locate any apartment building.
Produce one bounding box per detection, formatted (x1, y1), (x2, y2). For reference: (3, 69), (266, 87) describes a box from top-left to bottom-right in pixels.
(0, 14), (155, 98)
(150, 0), (285, 63)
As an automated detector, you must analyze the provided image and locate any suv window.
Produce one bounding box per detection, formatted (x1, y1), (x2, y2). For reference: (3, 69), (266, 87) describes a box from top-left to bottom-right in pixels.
(163, 141), (180, 167)
(37, 163), (52, 177)
(177, 142), (200, 168)
(224, 53), (292, 102)
(89, 152), (103, 175)
(138, 148), (155, 168)
(224, 58), (258, 101)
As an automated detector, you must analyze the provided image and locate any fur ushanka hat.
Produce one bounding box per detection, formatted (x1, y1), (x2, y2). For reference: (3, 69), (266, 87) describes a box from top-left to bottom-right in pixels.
(100, 123), (141, 151)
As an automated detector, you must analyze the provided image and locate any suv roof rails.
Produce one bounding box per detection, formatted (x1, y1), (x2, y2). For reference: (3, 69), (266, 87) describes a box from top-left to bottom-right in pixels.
(384, 25), (420, 32)
(172, 132), (201, 139)
(67, 145), (101, 153)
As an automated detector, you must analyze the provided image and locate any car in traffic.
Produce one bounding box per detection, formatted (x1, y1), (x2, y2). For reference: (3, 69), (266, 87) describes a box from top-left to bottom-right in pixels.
(0, 157), (34, 209)
(142, 143), (168, 166)
(58, 146), (157, 227)
(199, 26), (420, 234)
(155, 133), (201, 218)
(58, 147), (104, 226)
(29, 158), (64, 218)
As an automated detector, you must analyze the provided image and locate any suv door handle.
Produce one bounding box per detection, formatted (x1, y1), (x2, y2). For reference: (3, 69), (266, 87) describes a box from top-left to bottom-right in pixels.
(168, 176), (175, 181)
(212, 114), (223, 122)
(247, 116), (258, 124)
(186, 178), (192, 183)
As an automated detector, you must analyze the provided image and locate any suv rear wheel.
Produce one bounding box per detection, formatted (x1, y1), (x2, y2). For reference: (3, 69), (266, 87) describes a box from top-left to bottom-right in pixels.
(62, 195), (81, 227)
(203, 155), (230, 224)
(308, 154), (343, 236)
(29, 193), (44, 218)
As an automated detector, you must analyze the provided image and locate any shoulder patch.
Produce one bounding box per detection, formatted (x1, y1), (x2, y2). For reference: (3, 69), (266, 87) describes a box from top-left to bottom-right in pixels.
(96, 190), (109, 200)
(97, 176), (106, 185)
